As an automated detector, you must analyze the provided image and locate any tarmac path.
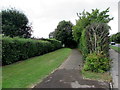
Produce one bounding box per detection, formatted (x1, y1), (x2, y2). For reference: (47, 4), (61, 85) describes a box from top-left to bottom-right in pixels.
(109, 49), (119, 89)
(34, 49), (109, 89)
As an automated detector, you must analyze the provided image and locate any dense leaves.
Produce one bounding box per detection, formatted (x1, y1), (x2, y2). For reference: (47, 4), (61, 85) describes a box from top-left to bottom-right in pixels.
(2, 37), (62, 65)
(78, 29), (88, 59)
(110, 32), (120, 43)
(1, 8), (32, 38)
(73, 8), (113, 57)
(86, 23), (110, 56)
(83, 53), (110, 73)
(50, 20), (77, 48)
(72, 8), (113, 43)
(73, 8), (113, 73)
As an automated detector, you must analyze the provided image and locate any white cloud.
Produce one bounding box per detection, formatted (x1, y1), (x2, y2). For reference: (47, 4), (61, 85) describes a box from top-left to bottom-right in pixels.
(0, 0), (119, 38)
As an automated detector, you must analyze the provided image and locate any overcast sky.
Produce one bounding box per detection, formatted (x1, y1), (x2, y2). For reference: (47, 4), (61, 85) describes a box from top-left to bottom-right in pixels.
(0, 0), (119, 38)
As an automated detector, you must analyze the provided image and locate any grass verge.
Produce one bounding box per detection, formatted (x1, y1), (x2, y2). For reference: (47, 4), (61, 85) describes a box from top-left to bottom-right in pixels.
(2, 48), (71, 88)
(109, 45), (120, 53)
(81, 70), (112, 82)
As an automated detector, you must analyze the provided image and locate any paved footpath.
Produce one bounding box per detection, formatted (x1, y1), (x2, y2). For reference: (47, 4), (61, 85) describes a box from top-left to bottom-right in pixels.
(109, 49), (119, 89)
(34, 49), (109, 89)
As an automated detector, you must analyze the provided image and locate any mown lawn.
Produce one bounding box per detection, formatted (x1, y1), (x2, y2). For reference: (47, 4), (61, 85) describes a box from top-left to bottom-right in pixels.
(2, 48), (71, 88)
(109, 45), (120, 53)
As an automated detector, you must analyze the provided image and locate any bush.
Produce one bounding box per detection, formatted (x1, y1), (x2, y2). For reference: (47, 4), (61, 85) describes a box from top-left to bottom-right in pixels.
(40, 38), (62, 51)
(78, 29), (89, 59)
(2, 37), (62, 65)
(86, 23), (110, 57)
(110, 32), (120, 43)
(83, 52), (110, 73)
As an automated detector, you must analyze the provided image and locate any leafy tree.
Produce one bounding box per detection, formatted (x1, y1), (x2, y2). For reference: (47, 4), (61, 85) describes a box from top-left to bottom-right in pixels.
(73, 8), (113, 72)
(110, 32), (120, 43)
(86, 22), (110, 56)
(73, 8), (113, 59)
(1, 8), (32, 38)
(53, 20), (77, 48)
(73, 8), (113, 43)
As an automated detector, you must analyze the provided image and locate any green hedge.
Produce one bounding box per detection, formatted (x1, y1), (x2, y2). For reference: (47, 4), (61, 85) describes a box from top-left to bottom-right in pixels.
(39, 38), (62, 51)
(78, 29), (89, 59)
(2, 37), (62, 65)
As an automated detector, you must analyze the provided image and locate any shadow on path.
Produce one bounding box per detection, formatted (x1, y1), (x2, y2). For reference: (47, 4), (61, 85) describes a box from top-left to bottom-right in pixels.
(34, 49), (109, 89)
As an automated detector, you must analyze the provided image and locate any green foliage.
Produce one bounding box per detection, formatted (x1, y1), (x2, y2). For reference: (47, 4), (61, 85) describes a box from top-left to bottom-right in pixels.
(72, 8), (113, 43)
(53, 20), (77, 48)
(72, 17), (89, 42)
(1, 8), (32, 38)
(83, 53), (110, 73)
(86, 22), (110, 56)
(38, 38), (62, 51)
(73, 8), (113, 58)
(110, 32), (120, 43)
(2, 37), (62, 65)
(73, 8), (113, 73)
(78, 29), (88, 59)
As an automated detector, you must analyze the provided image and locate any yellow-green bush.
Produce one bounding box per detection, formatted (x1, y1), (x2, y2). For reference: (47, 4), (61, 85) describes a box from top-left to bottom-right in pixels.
(83, 53), (110, 73)
(2, 37), (62, 65)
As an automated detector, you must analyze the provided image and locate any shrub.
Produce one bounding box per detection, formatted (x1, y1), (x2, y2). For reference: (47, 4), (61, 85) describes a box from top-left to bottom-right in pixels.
(110, 32), (120, 43)
(40, 38), (62, 51)
(86, 23), (110, 57)
(78, 29), (89, 59)
(83, 52), (110, 73)
(2, 37), (62, 65)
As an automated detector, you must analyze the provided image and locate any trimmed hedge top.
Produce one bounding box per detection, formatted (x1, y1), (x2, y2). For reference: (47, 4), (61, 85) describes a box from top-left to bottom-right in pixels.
(2, 37), (62, 65)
